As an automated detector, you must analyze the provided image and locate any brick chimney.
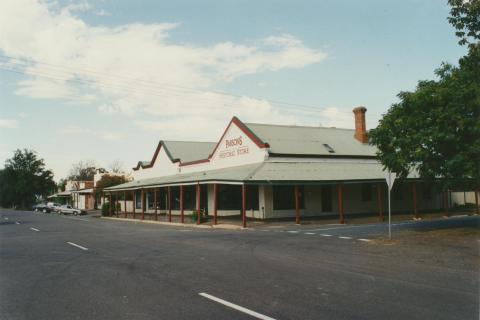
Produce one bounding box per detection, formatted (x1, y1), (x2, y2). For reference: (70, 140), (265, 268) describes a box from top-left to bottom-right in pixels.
(353, 106), (368, 143)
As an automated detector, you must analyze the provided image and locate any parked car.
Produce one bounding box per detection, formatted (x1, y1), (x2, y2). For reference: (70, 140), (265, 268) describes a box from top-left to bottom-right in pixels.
(32, 203), (47, 212)
(57, 205), (86, 216)
(46, 202), (62, 213)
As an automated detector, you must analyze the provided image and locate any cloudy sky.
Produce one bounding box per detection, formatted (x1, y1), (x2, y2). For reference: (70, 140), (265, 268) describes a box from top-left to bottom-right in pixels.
(0, 0), (467, 180)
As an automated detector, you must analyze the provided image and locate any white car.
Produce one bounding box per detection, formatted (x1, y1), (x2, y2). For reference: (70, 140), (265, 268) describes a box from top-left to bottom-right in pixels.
(58, 205), (85, 216)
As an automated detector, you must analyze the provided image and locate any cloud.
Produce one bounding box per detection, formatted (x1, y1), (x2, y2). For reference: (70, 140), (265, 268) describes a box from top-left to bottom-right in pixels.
(0, 118), (18, 128)
(60, 125), (123, 141)
(18, 112), (29, 118)
(0, 0), (330, 139)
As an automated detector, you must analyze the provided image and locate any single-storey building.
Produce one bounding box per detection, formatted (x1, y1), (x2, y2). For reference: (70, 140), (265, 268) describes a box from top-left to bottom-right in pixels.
(104, 107), (475, 226)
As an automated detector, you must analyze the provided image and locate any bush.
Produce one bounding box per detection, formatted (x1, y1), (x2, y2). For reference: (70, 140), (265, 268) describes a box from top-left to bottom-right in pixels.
(190, 209), (208, 223)
(101, 202), (110, 216)
(101, 202), (122, 216)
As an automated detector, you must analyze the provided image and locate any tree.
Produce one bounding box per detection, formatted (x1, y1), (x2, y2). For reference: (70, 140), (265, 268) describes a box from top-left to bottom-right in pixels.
(369, 47), (480, 191)
(68, 160), (96, 181)
(94, 174), (129, 198)
(108, 160), (124, 174)
(448, 0), (480, 47)
(0, 149), (56, 208)
(57, 178), (67, 192)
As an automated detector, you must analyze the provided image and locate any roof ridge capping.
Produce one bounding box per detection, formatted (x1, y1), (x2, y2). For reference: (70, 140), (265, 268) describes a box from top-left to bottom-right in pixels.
(244, 122), (355, 131)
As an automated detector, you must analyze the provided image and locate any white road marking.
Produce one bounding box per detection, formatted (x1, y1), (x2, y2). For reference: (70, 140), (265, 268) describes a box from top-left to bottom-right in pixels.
(304, 232), (316, 235)
(15, 221), (20, 225)
(67, 242), (89, 251)
(30, 227), (40, 232)
(339, 236), (352, 240)
(320, 234), (332, 237)
(358, 238), (371, 242)
(199, 293), (276, 320)
(4, 217), (8, 220)
(287, 231), (299, 234)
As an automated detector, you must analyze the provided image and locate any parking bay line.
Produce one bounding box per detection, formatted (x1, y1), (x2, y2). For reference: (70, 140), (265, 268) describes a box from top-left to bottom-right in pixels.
(199, 293), (276, 320)
(30, 227), (40, 232)
(339, 236), (352, 240)
(67, 242), (89, 251)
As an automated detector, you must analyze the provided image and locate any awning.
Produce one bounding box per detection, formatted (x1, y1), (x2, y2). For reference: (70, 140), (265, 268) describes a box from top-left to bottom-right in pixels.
(48, 190), (72, 198)
(71, 188), (94, 194)
(104, 160), (420, 192)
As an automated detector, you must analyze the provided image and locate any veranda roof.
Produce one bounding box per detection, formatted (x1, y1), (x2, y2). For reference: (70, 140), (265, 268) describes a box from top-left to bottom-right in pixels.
(105, 160), (419, 192)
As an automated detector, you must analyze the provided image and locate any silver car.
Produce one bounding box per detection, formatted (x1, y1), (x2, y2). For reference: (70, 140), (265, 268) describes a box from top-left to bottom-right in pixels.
(58, 205), (85, 216)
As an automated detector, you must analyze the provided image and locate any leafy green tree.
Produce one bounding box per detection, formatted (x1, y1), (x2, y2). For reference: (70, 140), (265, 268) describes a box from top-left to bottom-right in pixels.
(94, 174), (129, 198)
(369, 1), (480, 191)
(448, 0), (480, 47)
(0, 149), (56, 208)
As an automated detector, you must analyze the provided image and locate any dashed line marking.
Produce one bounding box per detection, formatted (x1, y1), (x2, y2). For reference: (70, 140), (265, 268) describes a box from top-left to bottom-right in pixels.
(15, 221), (20, 225)
(4, 217), (8, 220)
(358, 238), (371, 242)
(67, 242), (89, 251)
(287, 231), (299, 234)
(320, 234), (333, 237)
(339, 236), (352, 240)
(199, 292), (276, 320)
(304, 232), (316, 235)
(30, 227), (40, 232)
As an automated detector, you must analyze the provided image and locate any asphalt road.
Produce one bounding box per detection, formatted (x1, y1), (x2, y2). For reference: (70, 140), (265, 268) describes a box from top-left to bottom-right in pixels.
(0, 209), (478, 320)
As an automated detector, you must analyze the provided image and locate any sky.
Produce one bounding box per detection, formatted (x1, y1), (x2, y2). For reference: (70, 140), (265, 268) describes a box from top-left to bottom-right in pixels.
(0, 0), (467, 181)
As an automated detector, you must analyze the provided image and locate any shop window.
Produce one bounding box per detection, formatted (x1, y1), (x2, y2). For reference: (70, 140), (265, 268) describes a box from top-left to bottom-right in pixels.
(216, 185), (258, 211)
(146, 191), (152, 210)
(361, 184), (372, 202)
(246, 185), (259, 211)
(218, 185), (241, 210)
(181, 186), (196, 211)
(135, 190), (142, 209)
(273, 186), (304, 210)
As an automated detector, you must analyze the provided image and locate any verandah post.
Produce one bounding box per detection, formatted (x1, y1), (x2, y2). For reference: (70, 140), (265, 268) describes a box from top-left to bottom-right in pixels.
(141, 189), (145, 220)
(154, 188), (158, 221)
(124, 191), (127, 218)
(109, 193), (112, 216)
(412, 182), (418, 219)
(242, 184), (246, 228)
(213, 183), (218, 225)
(168, 186), (172, 223)
(180, 185), (184, 223)
(132, 190), (136, 219)
(196, 183), (201, 225)
(294, 185), (300, 225)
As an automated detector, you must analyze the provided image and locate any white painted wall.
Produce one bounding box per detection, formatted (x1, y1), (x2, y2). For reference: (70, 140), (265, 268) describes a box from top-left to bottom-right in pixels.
(133, 121), (268, 179)
(204, 123), (267, 171)
(451, 191), (477, 206)
(132, 147), (179, 180)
